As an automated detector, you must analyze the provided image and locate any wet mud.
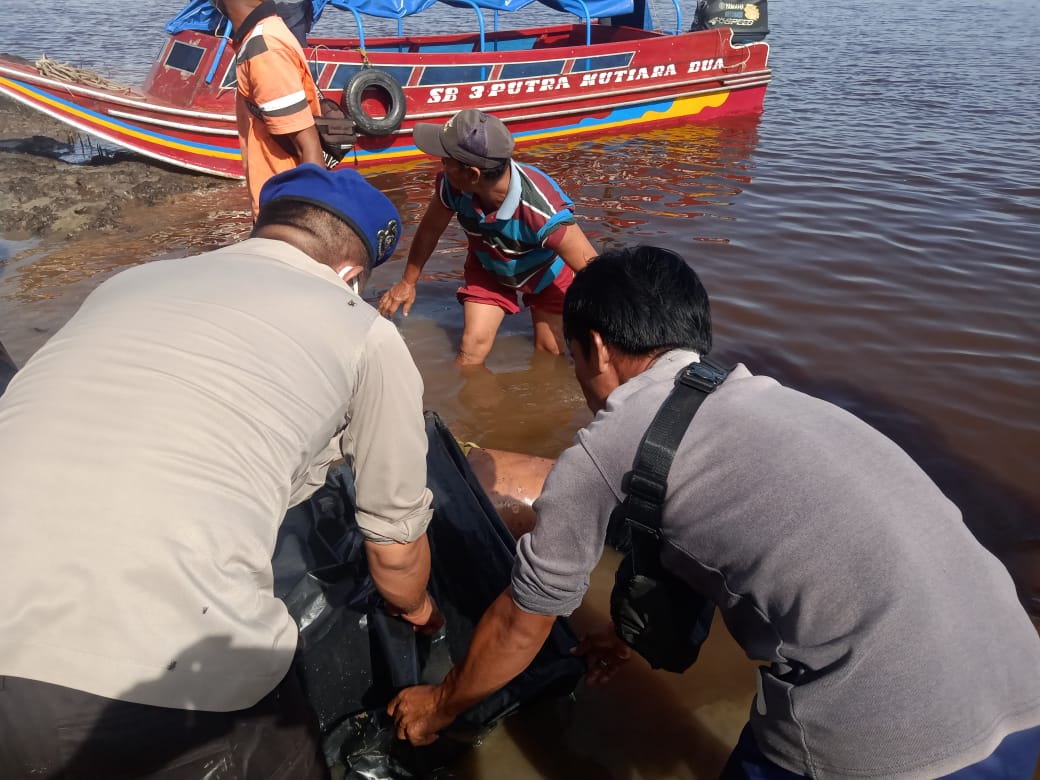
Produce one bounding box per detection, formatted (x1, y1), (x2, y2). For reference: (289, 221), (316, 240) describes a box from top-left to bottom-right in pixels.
(0, 95), (234, 240)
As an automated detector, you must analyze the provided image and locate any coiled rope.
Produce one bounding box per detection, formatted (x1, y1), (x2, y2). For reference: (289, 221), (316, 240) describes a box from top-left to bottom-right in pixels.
(34, 55), (133, 92)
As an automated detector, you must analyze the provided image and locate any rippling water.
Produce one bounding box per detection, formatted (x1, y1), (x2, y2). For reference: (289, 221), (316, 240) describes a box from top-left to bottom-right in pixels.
(1, 0), (1039, 776)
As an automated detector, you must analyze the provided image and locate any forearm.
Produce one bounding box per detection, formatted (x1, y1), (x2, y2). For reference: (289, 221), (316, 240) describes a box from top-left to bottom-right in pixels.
(401, 198), (455, 284)
(555, 223), (598, 273)
(436, 590), (555, 718)
(279, 124), (324, 167)
(401, 229), (441, 284)
(365, 536), (433, 619)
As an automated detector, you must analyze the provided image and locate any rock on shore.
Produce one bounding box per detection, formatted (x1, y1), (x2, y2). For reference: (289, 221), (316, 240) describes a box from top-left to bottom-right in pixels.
(0, 95), (236, 239)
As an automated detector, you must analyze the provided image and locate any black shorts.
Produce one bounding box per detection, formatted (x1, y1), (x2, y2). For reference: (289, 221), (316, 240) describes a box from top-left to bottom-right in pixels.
(0, 665), (329, 780)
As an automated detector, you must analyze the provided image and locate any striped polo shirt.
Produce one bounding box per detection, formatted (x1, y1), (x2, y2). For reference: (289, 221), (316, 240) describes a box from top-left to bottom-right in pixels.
(438, 161), (577, 291)
(232, 3), (320, 216)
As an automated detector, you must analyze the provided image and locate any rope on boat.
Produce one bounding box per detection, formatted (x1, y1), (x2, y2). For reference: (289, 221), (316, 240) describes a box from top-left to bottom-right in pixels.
(34, 55), (134, 92)
(720, 40), (752, 72)
(309, 43), (371, 71)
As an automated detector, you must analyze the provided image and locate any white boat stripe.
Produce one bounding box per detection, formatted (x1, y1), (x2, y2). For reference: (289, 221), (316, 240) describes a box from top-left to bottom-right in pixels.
(107, 109), (240, 136)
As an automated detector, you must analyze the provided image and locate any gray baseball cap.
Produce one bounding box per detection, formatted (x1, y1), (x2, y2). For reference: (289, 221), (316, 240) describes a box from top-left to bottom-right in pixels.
(413, 109), (515, 169)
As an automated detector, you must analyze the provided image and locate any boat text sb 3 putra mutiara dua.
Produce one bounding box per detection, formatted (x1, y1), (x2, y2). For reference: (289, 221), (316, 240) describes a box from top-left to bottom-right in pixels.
(0, 0), (770, 176)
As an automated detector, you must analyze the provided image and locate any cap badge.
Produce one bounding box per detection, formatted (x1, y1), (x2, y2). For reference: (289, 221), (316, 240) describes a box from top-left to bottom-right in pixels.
(377, 220), (399, 262)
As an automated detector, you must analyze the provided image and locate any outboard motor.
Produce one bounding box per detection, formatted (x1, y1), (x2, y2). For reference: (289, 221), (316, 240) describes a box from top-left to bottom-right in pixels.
(692, 0), (769, 44)
(274, 0), (314, 47)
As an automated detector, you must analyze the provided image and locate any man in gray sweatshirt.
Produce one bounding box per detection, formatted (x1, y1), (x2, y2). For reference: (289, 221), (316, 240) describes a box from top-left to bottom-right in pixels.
(389, 245), (1040, 778)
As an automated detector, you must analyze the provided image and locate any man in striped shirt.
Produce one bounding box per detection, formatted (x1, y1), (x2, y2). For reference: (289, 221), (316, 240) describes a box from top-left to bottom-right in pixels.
(379, 109), (599, 366)
(217, 0), (324, 217)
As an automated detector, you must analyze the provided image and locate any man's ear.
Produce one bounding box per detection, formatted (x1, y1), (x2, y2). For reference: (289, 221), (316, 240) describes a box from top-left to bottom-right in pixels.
(339, 265), (365, 284)
(589, 330), (613, 374)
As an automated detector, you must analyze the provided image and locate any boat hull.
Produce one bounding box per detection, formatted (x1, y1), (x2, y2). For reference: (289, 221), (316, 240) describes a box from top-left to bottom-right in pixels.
(0, 25), (769, 178)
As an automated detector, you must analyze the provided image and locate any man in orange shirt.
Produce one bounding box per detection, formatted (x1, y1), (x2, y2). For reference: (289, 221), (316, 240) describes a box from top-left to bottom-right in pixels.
(216, 0), (325, 217)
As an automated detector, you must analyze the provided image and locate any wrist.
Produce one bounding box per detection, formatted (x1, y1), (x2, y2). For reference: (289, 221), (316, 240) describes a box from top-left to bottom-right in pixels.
(399, 593), (432, 624)
(437, 666), (466, 718)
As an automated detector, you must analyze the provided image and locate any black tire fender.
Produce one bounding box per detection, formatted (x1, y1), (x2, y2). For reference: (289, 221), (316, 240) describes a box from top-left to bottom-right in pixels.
(344, 69), (406, 136)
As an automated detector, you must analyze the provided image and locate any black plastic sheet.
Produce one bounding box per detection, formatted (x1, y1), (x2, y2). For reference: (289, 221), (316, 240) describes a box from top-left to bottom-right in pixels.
(273, 412), (585, 777)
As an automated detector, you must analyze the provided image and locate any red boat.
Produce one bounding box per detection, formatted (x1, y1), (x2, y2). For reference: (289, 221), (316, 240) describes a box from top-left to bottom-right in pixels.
(0, 0), (770, 178)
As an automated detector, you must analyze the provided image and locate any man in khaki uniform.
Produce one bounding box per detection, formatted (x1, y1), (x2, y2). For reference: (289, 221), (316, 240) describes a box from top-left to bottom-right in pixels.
(0, 164), (436, 779)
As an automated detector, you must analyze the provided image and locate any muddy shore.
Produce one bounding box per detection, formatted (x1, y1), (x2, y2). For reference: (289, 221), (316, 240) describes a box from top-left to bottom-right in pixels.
(0, 95), (236, 240)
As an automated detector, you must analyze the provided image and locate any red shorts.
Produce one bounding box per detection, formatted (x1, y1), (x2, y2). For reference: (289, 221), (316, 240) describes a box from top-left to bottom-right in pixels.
(456, 256), (574, 315)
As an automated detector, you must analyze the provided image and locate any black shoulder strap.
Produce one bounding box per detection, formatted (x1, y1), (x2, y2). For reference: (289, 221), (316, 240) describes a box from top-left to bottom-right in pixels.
(621, 358), (730, 540)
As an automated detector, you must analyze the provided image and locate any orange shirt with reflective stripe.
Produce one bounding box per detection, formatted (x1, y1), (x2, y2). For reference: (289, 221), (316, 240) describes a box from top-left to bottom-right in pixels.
(233, 14), (320, 217)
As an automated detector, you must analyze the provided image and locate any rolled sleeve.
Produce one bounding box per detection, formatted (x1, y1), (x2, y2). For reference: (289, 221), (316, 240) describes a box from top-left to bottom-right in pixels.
(537, 210), (576, 250)
(343, 317), (433, 544)
(510, 433), (616, 616)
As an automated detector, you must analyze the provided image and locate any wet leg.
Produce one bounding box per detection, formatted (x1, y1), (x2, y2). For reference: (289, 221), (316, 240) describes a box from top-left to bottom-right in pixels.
(457, 301), (505, 367)
(531, 307), (566, 356)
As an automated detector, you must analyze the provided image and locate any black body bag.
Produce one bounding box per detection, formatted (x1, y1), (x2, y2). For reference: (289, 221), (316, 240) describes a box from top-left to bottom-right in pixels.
(609, 359), (730, 673)
(274, 411), (584, 778)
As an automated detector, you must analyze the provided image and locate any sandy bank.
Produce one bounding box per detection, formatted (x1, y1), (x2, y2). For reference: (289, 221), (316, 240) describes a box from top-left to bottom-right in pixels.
(0, 95), (236, 239)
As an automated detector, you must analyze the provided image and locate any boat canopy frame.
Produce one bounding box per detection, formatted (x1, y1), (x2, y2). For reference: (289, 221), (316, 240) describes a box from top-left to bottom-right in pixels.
(168, 0), (681, 55)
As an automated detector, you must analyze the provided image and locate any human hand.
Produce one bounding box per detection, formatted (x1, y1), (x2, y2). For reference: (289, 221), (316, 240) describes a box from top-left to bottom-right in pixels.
(387, 683), (456, 746)
(393, 593), (445, 637)
(571, 623), (631, 685)
(378, 280), (417, 318)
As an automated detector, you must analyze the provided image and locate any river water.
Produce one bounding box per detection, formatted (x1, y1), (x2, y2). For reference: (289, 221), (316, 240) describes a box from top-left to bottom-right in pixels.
(1, 0), (1039, 777)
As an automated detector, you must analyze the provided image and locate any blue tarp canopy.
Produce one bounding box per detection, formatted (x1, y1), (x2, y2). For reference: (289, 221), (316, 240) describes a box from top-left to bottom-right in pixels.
(327, 0), (438, 19)
(165, 0), (224, 34)
(166, 0), (634, 34)
(165, 1), (336, 34)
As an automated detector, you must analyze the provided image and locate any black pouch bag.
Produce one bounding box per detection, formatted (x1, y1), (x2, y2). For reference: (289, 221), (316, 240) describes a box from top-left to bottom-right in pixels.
(611, 531), (716, 673)
(608, 359), (729, 673)
(314, 96), (356, 167)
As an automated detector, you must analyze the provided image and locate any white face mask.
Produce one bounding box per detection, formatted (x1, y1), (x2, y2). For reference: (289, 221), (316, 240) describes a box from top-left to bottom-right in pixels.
(338, 265), (360, 295)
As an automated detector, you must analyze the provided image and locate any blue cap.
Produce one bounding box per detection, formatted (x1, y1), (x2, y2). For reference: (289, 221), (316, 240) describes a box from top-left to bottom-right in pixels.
(258, 163), (401, 268)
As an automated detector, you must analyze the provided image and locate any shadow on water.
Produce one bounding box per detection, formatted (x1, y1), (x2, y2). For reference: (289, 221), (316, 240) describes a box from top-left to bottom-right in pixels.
(0, 132), (139, 166)
(447, 572), (753, 780)
(505, 653), (736, 780)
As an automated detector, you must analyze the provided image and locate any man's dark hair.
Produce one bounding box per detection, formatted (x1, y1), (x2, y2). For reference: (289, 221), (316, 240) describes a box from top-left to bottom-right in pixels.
(252, 199), (368, 270)
(478, 160), (509, 183)
(563, 245), (712, 358)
